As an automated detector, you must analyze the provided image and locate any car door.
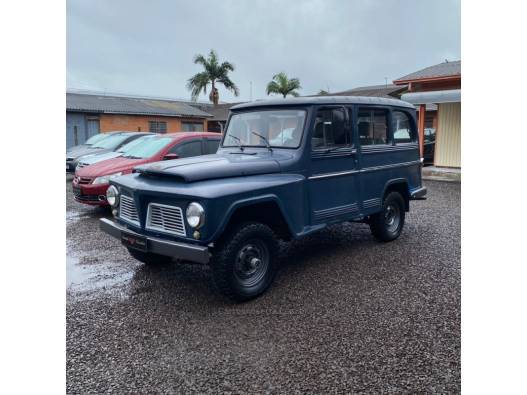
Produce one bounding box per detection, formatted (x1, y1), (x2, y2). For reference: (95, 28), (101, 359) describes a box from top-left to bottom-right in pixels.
(355, 106), (393, 214)
(308, 106), (361, 224)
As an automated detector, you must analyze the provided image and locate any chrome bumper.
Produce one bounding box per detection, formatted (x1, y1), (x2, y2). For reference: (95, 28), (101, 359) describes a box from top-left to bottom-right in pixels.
(99, 218), (210, 264)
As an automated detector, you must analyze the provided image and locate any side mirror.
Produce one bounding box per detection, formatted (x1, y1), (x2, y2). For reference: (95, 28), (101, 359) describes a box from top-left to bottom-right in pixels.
(163, 153), (179, 160)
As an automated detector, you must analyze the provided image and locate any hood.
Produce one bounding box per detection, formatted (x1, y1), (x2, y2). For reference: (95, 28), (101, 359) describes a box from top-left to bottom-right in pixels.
(66, 144), (89, 155)
(67, 146), (111, 160)
(76, 156), (151, 177)
(135, 152), (288, 183)
(78, 151), (122, 166)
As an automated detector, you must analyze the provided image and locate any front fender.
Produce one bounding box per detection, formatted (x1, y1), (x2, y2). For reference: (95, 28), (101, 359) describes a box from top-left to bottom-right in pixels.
(211, 194), (297, 241)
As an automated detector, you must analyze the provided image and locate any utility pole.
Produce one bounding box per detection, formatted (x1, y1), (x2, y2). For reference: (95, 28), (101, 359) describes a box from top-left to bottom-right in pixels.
(385, 77), (388, 87)
(249, 81), (253, 101)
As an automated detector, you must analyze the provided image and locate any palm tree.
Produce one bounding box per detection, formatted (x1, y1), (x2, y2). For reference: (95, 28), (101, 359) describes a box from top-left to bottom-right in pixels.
(187, 49), (239, 105)
(266, 72), (301, 98)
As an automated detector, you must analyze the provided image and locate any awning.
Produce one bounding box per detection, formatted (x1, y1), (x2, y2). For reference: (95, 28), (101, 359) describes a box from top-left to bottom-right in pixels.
(401, 89), (461, 105)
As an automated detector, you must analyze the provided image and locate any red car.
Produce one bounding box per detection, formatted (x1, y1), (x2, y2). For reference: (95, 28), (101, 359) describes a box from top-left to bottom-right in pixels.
(72, 132), (221, 206)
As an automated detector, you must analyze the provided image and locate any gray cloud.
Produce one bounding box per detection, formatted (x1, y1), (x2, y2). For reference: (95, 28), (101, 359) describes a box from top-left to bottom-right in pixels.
(67, 0), (460, 102)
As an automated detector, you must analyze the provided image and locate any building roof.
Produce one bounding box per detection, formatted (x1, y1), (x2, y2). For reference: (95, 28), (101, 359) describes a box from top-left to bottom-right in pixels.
(194, 102), (243, 122)
(394, 60), (461, 83)
(232, 95), (414, 111)
(66, 93), (213, 118)
(329, 84), (407, 99)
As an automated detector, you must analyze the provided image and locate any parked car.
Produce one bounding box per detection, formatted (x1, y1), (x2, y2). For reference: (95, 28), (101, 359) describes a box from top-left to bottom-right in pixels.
(99, 96), (427, 301)
(66, 133), (108, 154)
(73, 132), (221, 206)
(423, 127), (436, 165)
(75, 133), (154, 170)
(66, 131), (149, 173)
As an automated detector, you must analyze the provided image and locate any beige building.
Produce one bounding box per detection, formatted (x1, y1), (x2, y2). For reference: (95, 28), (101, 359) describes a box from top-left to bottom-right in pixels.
(394, 61), (461, 168)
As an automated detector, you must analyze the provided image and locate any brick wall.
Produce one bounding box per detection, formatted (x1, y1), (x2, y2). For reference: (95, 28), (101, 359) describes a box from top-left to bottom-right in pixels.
(99, 114), (207, 133)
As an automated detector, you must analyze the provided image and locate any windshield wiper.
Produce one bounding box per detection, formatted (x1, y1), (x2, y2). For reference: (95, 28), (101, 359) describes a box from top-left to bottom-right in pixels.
(251, 132), (272, 152)
(227, 135), (244, 151)
(123, 155), (141, 159)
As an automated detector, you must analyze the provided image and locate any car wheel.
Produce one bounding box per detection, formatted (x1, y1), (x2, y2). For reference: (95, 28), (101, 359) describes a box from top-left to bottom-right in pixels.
(126, 248), (173, 265)
(369, 191), (405, 242)
(212, 222), (279, 302)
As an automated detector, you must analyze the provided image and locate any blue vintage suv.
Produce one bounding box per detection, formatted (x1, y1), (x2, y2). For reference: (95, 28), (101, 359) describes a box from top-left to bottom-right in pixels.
(100, 96), (427, 301)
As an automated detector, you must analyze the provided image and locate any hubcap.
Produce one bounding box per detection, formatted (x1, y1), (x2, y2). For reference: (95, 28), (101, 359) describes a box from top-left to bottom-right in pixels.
(234, 240), (269, 287)
(384, 203), (400, 233)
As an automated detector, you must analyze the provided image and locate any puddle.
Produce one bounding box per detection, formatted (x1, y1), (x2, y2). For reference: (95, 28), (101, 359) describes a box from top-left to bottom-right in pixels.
(67, 254), (134, 295)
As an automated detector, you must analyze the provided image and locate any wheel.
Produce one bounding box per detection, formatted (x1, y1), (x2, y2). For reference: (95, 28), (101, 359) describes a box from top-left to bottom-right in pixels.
(369, 191), (405, 242)
(126, 248), (173, 265)
(211, 222), (279, 302)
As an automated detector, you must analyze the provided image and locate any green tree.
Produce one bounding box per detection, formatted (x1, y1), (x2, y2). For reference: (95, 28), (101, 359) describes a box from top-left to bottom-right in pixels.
(187, 49), (239, 105)
(266, 72), (302, 98)
(318, 89), (330, 95)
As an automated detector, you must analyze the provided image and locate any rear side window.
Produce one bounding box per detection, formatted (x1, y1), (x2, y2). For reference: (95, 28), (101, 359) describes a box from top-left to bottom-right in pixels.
(357, 109), (389, 146)
(171, 140), (202, 158)
(311, 108), (350, 150)
(393, 111), (415, 143)
(204, 138), (220, 154)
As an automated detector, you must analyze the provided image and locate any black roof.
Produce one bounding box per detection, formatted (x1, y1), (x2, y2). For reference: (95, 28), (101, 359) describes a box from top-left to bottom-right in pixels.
(67, 93), (213, 118)
(231, 96), (414, 110)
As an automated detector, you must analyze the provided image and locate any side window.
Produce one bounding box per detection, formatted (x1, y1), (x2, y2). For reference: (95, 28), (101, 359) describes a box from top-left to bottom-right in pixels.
(357, 108), (389, 146)
(393, 111), (415, 144)
(204, 138), (220, 154)
(170, 140), (202, 158)
(311, 108), (350, 150)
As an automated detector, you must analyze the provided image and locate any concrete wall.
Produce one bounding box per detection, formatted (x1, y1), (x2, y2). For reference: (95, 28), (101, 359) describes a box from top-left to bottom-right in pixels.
(435, 102), (461, 168)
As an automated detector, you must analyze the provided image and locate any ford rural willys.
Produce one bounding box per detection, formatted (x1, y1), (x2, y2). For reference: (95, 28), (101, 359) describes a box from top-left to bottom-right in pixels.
(100, 96), (427, 301)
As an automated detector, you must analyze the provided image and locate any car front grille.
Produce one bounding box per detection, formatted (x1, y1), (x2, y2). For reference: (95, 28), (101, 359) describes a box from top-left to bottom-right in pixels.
(74, 176), (93, 184)
(119, 195), (140, 226)
(146, 203), (186, 237)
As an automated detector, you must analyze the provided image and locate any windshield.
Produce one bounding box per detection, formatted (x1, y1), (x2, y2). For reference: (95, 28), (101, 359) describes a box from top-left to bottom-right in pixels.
(92, 134), (131, 149)
(84, 133), (108, 145)
(117, 135), (155, 153)
(223, 109), (306, 148)
(122, 137), (173, 159)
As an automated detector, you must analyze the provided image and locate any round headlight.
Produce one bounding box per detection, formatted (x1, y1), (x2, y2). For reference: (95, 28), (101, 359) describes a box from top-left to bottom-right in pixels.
(106, 185), (119, 207)
(186, 202), (205, 228)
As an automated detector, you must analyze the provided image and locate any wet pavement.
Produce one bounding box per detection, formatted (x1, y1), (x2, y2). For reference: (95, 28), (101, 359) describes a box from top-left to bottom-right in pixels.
(66, 176), (460, 393)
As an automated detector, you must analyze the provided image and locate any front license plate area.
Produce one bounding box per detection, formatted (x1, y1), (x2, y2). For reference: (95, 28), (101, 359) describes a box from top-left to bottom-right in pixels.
(121, 231), (148, 252)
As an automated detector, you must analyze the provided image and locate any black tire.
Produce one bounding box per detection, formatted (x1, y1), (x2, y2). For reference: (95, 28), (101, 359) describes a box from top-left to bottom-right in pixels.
(369, 191), (405, 242)
(126, 248), (173, 265)
(211, 222), (279, 302)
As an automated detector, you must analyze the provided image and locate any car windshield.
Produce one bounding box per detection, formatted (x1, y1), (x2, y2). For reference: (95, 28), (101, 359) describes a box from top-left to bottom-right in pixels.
(92, 134), (132, 150)
(84, 133), (108, 145)
(117, 135), (155, 153)
(223, 109), (306, 148)
(122, 137), (173, 159)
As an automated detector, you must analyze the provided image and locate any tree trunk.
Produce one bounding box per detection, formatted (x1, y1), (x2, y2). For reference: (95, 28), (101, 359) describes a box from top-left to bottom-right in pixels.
(209, 80), (219, 106)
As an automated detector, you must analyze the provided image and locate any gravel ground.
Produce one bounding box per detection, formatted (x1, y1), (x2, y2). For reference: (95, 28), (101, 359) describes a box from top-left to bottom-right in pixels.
(66, 177), (460, 394)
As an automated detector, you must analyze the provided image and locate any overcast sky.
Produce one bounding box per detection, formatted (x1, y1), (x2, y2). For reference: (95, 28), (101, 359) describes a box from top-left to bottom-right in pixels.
(67, 0), (460, 103)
